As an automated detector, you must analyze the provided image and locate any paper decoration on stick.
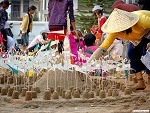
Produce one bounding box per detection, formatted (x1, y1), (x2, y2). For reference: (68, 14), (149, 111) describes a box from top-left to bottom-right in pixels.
(6, 64), (18, 75)
(28, 70), (34, 77)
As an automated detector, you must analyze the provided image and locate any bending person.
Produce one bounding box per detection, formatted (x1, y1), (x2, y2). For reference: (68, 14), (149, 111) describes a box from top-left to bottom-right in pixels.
(88, 8), (150, 91)
(27, 30), (50, 52)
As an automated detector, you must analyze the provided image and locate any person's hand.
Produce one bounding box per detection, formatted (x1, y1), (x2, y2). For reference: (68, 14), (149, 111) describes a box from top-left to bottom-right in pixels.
(87, 47), (106, 63)
(22, 33), (25, 37)
(45, 40), (49, 44)
(146, 43), (150, 52)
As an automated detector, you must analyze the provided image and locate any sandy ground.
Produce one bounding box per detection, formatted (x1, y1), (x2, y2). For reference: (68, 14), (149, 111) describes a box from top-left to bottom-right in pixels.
(0, 91), (150, 113)
(0, 69), (150, 113)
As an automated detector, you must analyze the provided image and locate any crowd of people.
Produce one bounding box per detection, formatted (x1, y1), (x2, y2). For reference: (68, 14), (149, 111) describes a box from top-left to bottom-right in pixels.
(0, 0), (150, 91)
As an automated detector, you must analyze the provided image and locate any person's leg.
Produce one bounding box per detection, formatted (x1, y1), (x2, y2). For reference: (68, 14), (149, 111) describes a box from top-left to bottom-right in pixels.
(21, 33), (29, 51)
(144, 53), (150, 91)
(21, 34), (25, 50)
(144, 74), (150, 91)
(128, 41), (146, 90)
(28, 44), (37, 52)
(142, 38), (150, 91)
(134, 72), (146, 89)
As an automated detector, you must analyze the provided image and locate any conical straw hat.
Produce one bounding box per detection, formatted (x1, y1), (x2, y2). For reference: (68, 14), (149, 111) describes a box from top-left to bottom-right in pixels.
(101, 8), (139, 33)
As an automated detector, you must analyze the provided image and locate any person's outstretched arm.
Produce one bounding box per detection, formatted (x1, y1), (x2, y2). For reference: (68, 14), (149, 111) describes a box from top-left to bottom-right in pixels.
(87, 33), (117, 62)
(147, 43), (150, 51)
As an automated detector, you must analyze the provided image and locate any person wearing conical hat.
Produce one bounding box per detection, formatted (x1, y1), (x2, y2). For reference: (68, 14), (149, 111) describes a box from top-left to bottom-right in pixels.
(88, 8), (150, 91)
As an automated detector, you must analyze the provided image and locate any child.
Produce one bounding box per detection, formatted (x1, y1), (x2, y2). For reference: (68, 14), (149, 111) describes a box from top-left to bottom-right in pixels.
(50, 40), (60, 55)
(91, 9), (107, 46)
(83, 33), (98, 58)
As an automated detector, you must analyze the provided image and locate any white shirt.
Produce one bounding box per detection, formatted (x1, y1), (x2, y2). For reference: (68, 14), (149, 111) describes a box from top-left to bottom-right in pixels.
(7, 36), (16, 51)
(28, 35), (45, 48)
(4, 22), (10, 29)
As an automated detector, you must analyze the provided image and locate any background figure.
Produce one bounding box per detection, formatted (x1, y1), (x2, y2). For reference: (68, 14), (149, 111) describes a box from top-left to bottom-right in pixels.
(27, 30), (50, 52)
(0, 0), (11, 52)
(20, 5), (37, 51)
(48, 0), (76, 52)
(95, 9), (107, 43)
(90, 5), (107, 46)
(83, 33), (98, 58)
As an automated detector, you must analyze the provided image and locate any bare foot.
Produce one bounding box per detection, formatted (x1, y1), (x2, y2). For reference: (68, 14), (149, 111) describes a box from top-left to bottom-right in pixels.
(143, 84), (150, 92)
(134, 81), (146, 90)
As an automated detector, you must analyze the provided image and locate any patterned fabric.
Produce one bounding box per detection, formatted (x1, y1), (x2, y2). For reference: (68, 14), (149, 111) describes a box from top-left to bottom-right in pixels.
(0, 8), (8, 30)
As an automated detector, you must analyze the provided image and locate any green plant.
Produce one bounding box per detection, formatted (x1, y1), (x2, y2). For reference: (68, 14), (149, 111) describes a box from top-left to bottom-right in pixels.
(33, 11), (39, 21)
(75, 0), (115, 33)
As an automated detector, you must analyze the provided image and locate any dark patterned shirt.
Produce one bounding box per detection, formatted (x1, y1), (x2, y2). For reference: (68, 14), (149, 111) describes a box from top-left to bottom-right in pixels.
(0, 8), (8, 30)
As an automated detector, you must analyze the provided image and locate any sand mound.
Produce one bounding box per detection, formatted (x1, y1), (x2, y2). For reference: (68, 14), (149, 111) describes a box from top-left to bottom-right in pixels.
(35, 69), (92, 92)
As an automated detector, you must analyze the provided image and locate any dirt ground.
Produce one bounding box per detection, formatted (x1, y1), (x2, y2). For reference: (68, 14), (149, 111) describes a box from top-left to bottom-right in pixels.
(0, 91), (150, 113)
(0, 69), (150, 113)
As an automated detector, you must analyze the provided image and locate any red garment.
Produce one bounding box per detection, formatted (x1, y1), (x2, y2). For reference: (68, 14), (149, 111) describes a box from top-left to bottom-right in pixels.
(112, 0), (140, 12)
(48, 28), (67, 42)
(90, 16), (107, 40)
(98, 16), (107, 34)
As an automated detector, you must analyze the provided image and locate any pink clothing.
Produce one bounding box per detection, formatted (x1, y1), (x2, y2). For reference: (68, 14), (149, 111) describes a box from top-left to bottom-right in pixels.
(28, 35), (45, 49)
(69, 33), (78, 64)
(84, 46), (98, 58)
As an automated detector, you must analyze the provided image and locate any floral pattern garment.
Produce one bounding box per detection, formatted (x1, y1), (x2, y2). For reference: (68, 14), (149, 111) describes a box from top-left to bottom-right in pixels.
(0, 8), (8, 30)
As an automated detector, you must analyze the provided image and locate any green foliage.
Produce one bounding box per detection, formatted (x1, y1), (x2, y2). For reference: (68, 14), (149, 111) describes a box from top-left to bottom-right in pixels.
(33, 11), (39, 21)
(75, 0), (115, 33)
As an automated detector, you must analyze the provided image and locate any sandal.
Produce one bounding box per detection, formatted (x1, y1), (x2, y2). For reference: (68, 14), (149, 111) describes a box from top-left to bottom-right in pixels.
(134, 78), (146, 90)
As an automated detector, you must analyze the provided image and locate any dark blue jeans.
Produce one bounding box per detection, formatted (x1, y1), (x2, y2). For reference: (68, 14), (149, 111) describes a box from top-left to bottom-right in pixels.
(28, 43), (42, 52)
(128, 37), (150, 74)
(21, 32), (29, 46)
